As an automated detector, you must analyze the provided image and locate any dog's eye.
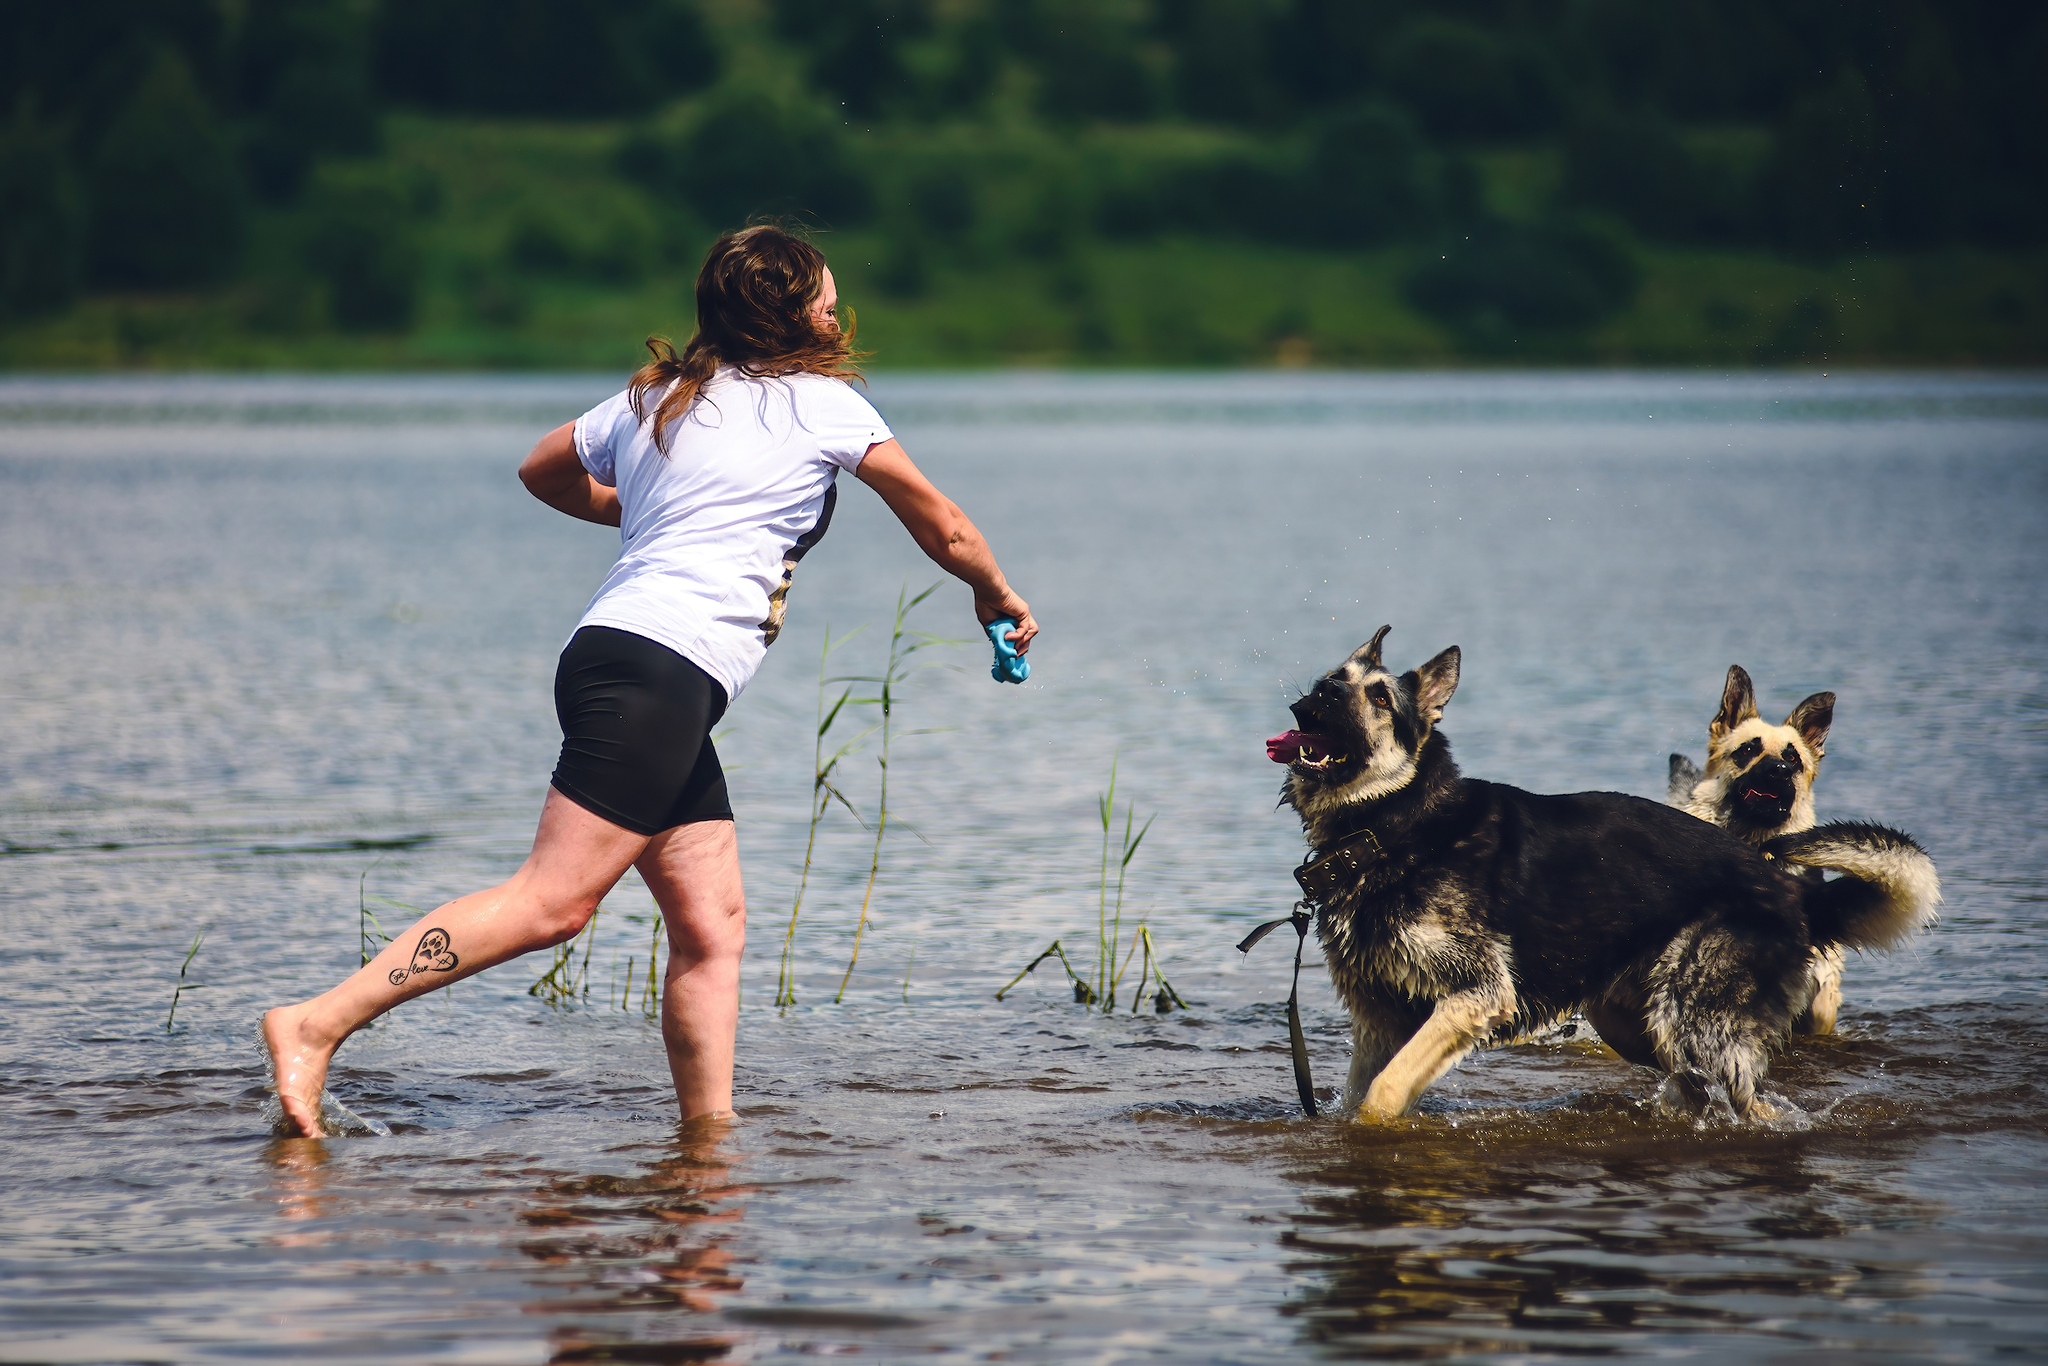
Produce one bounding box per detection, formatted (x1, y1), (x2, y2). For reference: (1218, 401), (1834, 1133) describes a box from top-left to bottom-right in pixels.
(1782, 745), (1803, 768)
(1733, 739), (1762, 764)
(1370, 691), (1391, 708)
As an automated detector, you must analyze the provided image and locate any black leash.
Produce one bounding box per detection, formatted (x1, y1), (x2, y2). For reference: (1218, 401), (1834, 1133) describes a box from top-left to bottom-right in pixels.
(1236, 904), (1320, 1118)
(1236, 825), (1387, 1120)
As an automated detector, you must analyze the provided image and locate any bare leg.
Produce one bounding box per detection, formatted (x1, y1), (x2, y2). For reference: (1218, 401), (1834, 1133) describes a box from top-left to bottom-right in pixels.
(263, 788), (649, 1135)
(639, 819), (747, 1119)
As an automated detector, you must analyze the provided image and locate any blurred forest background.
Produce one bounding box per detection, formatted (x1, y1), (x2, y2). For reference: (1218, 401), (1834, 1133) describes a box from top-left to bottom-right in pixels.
(1, 0), (2043, 369)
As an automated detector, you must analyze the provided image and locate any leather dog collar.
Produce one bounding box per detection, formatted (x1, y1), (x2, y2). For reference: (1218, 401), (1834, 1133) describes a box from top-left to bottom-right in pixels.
(1294, 826), (1386, 903)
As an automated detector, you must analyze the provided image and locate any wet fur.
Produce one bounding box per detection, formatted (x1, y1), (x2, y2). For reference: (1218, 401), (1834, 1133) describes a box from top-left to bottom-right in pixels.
(1667, 666), (1844, 1032)
(1282, 628), (1940, 1124)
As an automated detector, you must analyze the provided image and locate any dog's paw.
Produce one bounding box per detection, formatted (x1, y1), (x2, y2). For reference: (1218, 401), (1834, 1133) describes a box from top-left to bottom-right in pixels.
(1353, 1086), (1411, 1124)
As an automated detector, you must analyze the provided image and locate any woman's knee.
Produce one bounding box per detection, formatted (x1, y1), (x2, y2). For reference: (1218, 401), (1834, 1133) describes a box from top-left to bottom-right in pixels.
(665, 901), (746, 971)
(532, 894), (604, 948)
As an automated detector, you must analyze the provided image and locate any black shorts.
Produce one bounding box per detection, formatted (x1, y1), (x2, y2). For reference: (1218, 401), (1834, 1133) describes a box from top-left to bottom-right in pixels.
(551, 626), (732, 836)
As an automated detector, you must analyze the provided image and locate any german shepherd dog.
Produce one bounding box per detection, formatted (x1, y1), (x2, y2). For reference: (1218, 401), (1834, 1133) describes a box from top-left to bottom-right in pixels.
(1667, 665), (1845, 1033)
(1268, 628), (1940, 1122)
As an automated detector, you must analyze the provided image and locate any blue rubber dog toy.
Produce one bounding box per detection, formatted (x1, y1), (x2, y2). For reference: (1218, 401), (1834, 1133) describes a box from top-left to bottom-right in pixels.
(986, 618), (1030, 684)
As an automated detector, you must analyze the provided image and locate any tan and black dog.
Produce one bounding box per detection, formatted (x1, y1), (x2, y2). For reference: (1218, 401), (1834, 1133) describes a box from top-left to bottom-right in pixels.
(1270, 627), (1939, 1123)
(1667, 666), (1843, 1032)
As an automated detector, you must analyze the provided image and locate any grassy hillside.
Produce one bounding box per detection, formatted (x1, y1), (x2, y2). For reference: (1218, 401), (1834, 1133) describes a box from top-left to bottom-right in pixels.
(3, 114), (2042, 372)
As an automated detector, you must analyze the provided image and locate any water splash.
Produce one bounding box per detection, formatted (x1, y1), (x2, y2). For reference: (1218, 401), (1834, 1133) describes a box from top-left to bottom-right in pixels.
(254, 1023), (391, 1138)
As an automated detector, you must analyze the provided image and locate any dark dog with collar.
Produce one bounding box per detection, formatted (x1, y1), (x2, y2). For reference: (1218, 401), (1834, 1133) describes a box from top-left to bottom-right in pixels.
(1268, 627), (1940, 1122)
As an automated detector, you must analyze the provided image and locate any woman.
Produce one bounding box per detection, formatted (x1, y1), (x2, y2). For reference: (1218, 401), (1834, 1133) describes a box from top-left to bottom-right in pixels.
(263, 224), (1036, 1137)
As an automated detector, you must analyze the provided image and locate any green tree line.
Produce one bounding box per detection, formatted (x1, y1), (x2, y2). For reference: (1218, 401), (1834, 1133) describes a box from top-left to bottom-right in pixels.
(2, 0), (2042, 361)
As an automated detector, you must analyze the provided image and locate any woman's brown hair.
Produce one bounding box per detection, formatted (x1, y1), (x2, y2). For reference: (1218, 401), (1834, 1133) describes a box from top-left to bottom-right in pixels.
(628, 224), (866, 451)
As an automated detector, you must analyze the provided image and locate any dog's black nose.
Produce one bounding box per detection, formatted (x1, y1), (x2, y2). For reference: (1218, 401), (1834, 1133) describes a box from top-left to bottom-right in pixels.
(1754, 757), (1793, 779)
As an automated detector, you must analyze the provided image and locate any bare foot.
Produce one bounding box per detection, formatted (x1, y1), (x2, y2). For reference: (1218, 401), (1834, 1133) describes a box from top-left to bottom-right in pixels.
(262, 1006), (334, 1137)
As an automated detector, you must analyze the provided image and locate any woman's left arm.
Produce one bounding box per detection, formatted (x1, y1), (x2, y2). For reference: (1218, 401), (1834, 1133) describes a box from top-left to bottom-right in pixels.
(854, 438), (1036, 651)
(519, 422), (621, 527)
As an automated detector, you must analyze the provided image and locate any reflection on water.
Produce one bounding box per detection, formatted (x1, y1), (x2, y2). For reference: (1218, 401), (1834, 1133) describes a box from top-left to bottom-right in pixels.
(2, 372), (2045, 1362)
(521, 1125), (749, 1362)
(266, 1138), (341, 1229)
(1280, 1005), (2048, 1358)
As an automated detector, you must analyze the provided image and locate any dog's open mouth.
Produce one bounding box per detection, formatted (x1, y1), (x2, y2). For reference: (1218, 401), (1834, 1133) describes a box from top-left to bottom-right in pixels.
(1268, 730), (1348, 772)
(1736, 778), (1795, 817)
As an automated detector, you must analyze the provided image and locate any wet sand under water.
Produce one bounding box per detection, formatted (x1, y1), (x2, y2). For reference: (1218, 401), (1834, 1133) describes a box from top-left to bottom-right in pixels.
(2, 372), (2045, 1362)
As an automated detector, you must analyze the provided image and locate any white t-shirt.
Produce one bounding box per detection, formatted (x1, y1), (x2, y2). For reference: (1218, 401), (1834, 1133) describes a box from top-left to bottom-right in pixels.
(571, 366), (892, 702)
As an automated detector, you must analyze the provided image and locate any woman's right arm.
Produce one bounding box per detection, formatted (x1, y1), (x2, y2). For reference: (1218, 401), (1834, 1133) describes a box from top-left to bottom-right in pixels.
(519, 422), (621, 527)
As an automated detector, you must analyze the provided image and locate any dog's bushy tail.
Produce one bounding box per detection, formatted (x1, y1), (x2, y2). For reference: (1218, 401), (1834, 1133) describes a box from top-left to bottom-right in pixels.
(1766, 821), (1941, 951)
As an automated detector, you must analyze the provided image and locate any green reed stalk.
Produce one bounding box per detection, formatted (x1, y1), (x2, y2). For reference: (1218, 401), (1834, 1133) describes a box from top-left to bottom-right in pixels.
(1096, 755), (1115, 1006)
(643, 915), (661, 1016)
(359, 857), (382, 966)
(995, 938), (1095, 1002)
(997, 765), (1160, 1014)
(1121, 926), (1187, 1015)
(165, 928), (206, 1030)
(1092, 757), (1153, 1011)
(357, 857), (406, 966)
(833, 583), (954, 1004)
(529, 906), (600, 1007)
(1104, 802), (1154, 1010)
(777, 625), (873, 1009)
(578, 905), (600, 1001)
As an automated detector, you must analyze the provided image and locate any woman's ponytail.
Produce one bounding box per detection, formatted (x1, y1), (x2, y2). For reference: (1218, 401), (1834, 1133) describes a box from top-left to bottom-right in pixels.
(628, 334), (721, 452)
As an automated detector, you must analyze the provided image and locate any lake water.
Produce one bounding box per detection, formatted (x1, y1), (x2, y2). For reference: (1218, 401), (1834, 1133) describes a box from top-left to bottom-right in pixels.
(2, 371), (2044, 1363)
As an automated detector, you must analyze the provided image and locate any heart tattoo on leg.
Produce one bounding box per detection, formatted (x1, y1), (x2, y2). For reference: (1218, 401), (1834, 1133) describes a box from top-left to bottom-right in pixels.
(390, 927), (460, 986)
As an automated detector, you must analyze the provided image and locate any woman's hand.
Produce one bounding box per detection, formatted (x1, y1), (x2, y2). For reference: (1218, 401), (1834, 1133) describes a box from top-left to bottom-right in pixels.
(520, 422), (621, 527)
(976, 593), (1037, 653)
(855, 438), (1035, 654)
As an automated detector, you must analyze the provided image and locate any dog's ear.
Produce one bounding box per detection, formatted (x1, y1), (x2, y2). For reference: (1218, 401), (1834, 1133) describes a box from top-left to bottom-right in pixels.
(1711, 665), (1758, 741)
(1668, 753), (1702, 802)
(1412, 646), (1460, 722)
(1786, 691), (1834, 757)
(1349, 625), (1392, 669)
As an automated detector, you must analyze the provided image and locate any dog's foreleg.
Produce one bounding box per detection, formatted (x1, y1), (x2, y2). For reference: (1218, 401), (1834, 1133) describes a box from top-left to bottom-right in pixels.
(1356, 982), (1515, 1122)
(1342, 1016), (1410, 1112)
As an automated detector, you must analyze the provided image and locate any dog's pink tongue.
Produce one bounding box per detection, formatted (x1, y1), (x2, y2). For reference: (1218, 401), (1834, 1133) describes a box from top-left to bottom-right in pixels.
(1267, 730), (1330, 764)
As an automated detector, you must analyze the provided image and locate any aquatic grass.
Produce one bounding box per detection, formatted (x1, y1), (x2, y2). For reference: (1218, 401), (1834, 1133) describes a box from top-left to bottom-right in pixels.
(164, 928), (206, 1030)
(995, 938), (1096, 1004)
(1115, 926), (1188, 1015)
(529, 907), (601, 1008)
(641, 913), (661, 1017)
(998, 762), (1183, 1015)
(357, 859), (430, 1024)
(1094, 754), (1156, 1009)
(357, 857), (406, 966)
(776, 624), (875, 1008)
(832, 584), (959, 1004)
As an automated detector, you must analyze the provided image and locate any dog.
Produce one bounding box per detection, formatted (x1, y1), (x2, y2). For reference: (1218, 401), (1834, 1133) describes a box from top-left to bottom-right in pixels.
(1267, 626), (1939, 1123)
(1667, 665), (1845, 1032)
